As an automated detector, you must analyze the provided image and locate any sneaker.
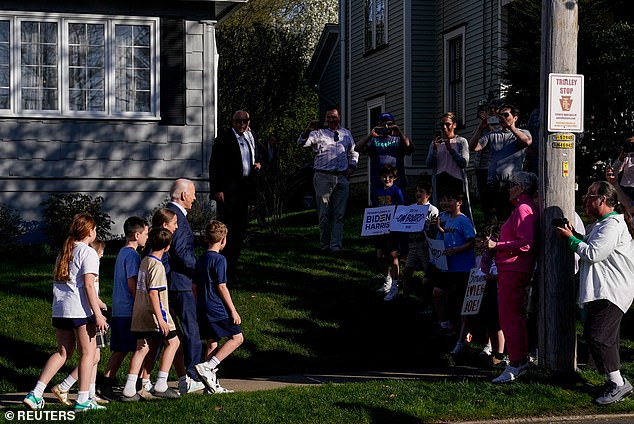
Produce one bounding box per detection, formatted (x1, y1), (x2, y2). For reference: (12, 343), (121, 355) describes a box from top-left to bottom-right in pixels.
(480, 344), (493, 358)
(179, 376), (205, 395)
(74, 399), (106, 411)
(23, 392), (45, 410)
(152, 387), (181, 399)
(119, 392), (141, 402)
(528, 349), (539, 366)
(492, 354), (510, 369)
(137, 388), (154, 400)
(91, 394), (109, 405)
(594, 378), (634, 405)
(210, 383), (234, 394)
(491, 363), (528, 384)
(451, 341), (466, 355)
(376, 276), (392, 294)
(51, 384), (72, 406)
(195, 363), (218, 393)
(383, 281), (399, 302)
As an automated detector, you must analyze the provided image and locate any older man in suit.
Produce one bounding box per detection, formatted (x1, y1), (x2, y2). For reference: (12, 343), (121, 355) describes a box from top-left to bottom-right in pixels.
(167, 178), (205, 394)
(210, 110), (263, 283)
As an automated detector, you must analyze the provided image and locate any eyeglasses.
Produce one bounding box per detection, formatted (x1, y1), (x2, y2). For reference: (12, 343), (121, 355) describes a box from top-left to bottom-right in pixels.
(333, 131), (339, 141)
(234, 118), (249, 124)
(500, 112), (511, 118)
(440, 122), (452, 127)
(582, 194), (602, 201)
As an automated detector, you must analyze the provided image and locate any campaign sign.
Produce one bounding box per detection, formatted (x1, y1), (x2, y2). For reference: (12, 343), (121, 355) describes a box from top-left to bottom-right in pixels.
(461, 268), (487, 316)
(390, 204), (430, 233)
(361, 206), (395, 236)
(426, 236), (448, 271)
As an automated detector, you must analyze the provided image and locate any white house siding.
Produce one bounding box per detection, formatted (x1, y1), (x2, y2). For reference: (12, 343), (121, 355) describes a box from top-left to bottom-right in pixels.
(0, 2), (233, 241)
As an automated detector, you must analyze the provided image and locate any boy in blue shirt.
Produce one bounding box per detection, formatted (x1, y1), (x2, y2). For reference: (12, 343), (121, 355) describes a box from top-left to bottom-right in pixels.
(194, 221), (243, 394)
(372, 165), (405, 301)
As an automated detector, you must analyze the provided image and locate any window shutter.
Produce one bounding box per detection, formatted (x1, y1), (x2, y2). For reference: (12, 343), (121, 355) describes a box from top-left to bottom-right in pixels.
(160, 18), (185, 125)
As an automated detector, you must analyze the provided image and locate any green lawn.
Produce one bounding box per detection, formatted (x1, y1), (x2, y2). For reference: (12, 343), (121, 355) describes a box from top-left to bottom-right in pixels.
(1, 208), (633, 423)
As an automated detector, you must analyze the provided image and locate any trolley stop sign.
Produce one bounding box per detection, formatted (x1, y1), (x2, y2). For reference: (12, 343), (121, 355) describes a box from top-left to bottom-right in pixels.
(548, 73), (584, 133)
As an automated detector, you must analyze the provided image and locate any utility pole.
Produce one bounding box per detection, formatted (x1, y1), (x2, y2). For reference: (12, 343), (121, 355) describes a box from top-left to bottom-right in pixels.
(537, 1), (579, 373)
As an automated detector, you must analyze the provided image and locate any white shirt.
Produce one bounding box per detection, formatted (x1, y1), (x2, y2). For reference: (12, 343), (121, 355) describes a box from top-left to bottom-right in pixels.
(576, 213), (634, 313)
(302, 127), (358, 172)
(52, 242), (100, 318)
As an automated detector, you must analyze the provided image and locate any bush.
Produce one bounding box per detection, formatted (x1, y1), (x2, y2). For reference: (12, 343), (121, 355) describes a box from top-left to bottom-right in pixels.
(41, 193), (113, 247)
(149, 194), (216, 240)
(0, 204), (27, 246)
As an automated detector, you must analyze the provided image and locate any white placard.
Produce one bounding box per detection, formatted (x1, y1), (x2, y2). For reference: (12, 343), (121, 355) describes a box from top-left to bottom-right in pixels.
(548, 73), (584, 132)
(460, 268), (487, 316)
(426, 236), (448, 271)
(390, 204), (430, 233)
(361, 206), (395, 236)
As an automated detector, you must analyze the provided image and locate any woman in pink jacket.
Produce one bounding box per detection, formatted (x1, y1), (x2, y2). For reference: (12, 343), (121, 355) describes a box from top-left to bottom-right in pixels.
(485, 171), (539, 384)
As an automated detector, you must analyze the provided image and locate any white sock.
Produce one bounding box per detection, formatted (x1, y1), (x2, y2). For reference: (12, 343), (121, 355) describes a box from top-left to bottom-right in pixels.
(206, 356), (221, 370)
(59, 374), (76, 392)
(33, 381), (47, 399)
(142, 378), (152, 391)
(123, 374), (139, 398)
(608, 370), (625, 386)
(89, 383), (96, 398)
(154, 371), (169, 393)
(77, 390), (90, 404)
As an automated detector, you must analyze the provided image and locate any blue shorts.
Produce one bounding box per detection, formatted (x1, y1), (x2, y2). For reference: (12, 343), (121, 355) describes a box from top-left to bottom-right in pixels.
(199, 318), (241, 341)
(109, 316), (137, 352)
(52, 315), (95, 330)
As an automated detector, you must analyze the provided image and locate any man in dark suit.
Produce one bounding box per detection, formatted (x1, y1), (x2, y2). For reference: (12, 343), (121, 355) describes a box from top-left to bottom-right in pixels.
(167, 178), (205, 394)
(210, 110), (263, 283)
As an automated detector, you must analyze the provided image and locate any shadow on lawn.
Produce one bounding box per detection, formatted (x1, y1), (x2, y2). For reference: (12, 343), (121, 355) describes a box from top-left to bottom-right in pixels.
(335, 402), (423, 424)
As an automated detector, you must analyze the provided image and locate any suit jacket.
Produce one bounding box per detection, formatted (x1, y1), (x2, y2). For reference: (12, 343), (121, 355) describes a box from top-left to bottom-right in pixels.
(209, 128), (264, 209)
(166, 202), (196, 291)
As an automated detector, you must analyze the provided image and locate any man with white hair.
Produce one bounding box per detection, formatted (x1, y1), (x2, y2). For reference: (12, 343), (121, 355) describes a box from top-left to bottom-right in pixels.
(167, 179), (205, 394)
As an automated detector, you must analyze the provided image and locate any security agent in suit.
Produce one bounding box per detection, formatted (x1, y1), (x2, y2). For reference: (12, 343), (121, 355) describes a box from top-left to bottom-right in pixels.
(209, 110), (263, 283)
(166, 178), (203, 383)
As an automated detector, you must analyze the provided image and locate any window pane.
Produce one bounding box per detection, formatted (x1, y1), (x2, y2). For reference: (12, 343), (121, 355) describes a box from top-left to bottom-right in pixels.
(115, 24), (152, 113)
(0, 21), (8, 109)
(20, 21), (59, 111)
(0, 68), (8, 87)
(365, 0), (373, 50)
(0, 88), (8, 109)
(0, 20), (9, 42)
(68, 23), (105, 111)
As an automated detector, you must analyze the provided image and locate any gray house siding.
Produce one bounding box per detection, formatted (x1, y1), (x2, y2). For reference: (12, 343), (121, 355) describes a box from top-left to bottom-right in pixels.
(0, 1), (241, 240)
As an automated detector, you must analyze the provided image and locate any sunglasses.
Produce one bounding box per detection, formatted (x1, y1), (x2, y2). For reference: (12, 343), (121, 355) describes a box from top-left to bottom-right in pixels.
(234, 118), (249, 124)
(582, 194), (602, 202)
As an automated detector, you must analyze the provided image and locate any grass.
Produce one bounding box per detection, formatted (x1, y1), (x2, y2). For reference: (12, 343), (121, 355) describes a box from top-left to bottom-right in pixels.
(1, 206), (634, 423)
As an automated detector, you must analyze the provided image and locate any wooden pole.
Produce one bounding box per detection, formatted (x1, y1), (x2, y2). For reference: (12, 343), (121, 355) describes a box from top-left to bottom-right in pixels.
(537, 0), (579, 373)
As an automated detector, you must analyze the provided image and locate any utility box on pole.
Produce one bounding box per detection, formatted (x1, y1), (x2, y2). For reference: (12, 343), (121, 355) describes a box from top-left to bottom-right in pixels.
(537, 0), (580, 373)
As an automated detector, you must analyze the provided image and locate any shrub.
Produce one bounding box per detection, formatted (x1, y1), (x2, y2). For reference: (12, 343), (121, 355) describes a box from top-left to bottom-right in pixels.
(41, 193), (113, 247)
(0, 204), (27, 246)
(149, 194), (216, 240)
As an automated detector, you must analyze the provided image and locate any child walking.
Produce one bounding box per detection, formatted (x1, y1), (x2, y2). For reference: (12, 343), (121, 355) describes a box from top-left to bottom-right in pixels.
(52, 240), (109, 406)
(194, 221), (243, 394)
(24, 213), (108, 412)
(372, 165), (405, 301)
(121, 228), (181, 400)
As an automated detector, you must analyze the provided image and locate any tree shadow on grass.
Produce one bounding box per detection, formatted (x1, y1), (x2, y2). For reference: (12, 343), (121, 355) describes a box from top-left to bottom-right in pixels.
(335, 402), (424, 424)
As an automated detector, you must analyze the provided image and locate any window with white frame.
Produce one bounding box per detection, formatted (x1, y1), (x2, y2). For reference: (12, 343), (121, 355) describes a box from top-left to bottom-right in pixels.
(443, 27), (465, 124)
(0, 13), (159, 119)
(365, 0), (388, 52)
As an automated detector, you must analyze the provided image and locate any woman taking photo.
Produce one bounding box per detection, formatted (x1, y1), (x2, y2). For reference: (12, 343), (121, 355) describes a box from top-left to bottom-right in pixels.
(556, 181), (634, 405)
(485, 171), (539, 384)
(426, 112), (472, 218)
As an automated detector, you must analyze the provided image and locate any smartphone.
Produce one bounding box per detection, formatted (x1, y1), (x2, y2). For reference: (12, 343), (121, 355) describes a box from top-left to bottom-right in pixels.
(487, 115), (500, 125)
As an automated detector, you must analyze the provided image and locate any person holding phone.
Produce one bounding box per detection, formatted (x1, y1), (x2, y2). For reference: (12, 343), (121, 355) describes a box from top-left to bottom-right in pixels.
(610, 135), (634, 201)
(426, 112), (472, 219)
(355, 112), (414, 202)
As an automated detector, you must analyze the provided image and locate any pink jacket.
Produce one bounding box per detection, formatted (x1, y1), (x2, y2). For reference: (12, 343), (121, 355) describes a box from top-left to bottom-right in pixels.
(496, 193), (539, 274)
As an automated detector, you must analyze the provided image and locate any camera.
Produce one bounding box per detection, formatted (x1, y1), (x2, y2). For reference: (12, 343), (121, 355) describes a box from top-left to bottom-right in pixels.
(623, 142), (634, 154)
(377, 127), (392, 137)
(487, 115), (499, 125)
(551, 217), (569, 227)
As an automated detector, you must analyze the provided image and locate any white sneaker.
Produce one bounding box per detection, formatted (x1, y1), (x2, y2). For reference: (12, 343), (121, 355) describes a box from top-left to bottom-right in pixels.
(178, 376), (205, 395)
(383, 281), (399, 301)
(480, 343), (493, 357)
(195, 363), (218, 393)
(491, 363), (528, 384)
(211, 383), (234, 394)
(376, 275), (392, 293)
